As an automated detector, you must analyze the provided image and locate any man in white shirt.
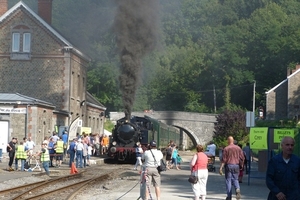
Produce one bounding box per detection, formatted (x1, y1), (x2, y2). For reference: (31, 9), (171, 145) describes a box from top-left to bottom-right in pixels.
(25, 137), (35, 155)
(75, 139), (84, 168)
(141, 140), (163, 200)
(205, 141), (216, 157)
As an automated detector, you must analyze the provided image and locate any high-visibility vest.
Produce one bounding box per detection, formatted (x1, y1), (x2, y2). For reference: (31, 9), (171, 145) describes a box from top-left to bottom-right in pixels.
(41, 148), (50, 162)
(16, 145), (27, 159)
(56, 141), (64, 153)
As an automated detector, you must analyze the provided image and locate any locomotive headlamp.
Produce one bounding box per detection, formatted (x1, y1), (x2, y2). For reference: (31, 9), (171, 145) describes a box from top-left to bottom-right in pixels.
(112, 141), (117, 146)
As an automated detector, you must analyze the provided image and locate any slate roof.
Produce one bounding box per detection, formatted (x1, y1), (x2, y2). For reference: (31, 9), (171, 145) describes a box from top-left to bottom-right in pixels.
(0, 1), (90, 61)
(265, 67), (300, 94)
(0, 93), (54, 107)
(86, 92), (106, 110)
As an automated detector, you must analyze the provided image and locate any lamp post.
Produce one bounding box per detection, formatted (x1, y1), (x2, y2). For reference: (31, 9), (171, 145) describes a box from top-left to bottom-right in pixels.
(253, 80), (256, 113)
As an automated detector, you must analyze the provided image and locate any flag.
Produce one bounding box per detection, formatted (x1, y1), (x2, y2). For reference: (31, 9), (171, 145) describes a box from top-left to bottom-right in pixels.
(68, 116), (80, 140)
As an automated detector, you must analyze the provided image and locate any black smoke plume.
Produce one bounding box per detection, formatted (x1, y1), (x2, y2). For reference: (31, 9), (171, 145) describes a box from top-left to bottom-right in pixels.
(114, 0), (159, 120)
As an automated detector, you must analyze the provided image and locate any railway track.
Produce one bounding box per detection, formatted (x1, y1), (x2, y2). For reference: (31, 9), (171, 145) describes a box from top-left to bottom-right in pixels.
(0, 170), (85, 200)
(0, 167), (123, 200)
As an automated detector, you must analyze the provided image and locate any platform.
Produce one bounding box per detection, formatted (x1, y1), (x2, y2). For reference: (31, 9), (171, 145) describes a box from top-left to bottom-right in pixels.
(108, 157), (269, 200)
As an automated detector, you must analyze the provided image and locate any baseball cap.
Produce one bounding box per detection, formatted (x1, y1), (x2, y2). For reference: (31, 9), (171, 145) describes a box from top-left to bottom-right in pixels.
(150, 140), (157, 147)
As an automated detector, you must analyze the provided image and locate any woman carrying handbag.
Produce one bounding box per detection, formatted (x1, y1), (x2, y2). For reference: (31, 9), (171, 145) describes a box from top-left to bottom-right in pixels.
(190, 144), (209, 200)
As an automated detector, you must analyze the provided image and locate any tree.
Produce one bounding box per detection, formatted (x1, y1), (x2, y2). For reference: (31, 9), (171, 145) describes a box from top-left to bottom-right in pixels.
(214, 109), (249, 147)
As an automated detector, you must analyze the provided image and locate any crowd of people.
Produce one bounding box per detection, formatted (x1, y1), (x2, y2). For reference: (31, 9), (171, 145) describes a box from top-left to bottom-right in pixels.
(6, 131), (111, 175)
(7, 132), (299, 200)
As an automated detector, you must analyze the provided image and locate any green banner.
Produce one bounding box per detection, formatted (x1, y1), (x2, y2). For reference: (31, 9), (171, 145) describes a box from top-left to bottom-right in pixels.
(274, 129), (294, 143)
(250, 127), (268, 149)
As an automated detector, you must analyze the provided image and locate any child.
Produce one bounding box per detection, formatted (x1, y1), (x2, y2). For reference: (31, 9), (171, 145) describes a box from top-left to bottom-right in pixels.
(87, 144), (93, 166)
(176, 154), (182, 169)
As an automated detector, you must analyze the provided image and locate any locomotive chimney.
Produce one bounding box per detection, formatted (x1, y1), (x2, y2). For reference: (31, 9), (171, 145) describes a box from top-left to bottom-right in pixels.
(38, 0), (53, 25)
(0, 0), (8, 16)
(125, 112), (131, 121)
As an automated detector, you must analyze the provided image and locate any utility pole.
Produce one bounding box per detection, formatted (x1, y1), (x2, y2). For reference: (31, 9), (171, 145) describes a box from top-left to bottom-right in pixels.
(253, 80), (256, 113)
(213, 84), (216, 113)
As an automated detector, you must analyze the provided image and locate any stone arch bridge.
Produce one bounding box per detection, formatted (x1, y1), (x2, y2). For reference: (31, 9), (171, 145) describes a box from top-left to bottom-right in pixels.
(109, 111), (217, 149)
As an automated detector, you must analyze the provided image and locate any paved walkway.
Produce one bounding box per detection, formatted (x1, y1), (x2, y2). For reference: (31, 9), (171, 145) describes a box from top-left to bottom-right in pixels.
(110, 157), (269, 200)
(0, 153), (269, 200)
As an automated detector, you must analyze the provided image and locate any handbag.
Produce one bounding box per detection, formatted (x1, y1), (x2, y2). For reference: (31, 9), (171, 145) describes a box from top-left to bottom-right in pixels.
(188, 153), (199, 184)
(188, 175), (198, 184)
(149, 149), (166, 173)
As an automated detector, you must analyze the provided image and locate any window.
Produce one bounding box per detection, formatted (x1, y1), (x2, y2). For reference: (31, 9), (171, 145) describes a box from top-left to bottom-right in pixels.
(10, 25), (32, 60)
(12, 33), (20, 52)
(23, 33), (31, 52)
(12, 32), (31, 53)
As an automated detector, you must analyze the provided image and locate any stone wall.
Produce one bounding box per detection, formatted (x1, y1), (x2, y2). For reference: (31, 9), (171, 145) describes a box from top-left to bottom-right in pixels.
(266, 81), (288, 120)
(288, 71), (300, 119)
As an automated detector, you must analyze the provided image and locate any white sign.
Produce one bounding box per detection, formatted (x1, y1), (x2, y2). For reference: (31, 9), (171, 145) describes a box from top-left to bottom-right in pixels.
(246, 111), (255, 127)
(0, 108), (26, 114)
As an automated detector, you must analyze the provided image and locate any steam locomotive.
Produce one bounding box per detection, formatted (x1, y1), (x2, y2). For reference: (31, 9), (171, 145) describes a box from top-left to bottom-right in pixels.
(107, 115), (180, 163)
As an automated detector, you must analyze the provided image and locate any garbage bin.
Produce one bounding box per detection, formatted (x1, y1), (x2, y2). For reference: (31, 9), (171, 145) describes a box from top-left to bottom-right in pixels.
(0, 149), (2, 162)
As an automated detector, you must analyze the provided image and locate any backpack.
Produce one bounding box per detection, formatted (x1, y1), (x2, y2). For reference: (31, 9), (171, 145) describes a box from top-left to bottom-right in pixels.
(24, 161), (30, 169)
(157, 159), (167, 173)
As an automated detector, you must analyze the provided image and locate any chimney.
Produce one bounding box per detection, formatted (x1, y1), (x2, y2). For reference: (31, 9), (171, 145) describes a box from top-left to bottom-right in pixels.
(38, 0), (53, 25)
(0, 0), (8, 16)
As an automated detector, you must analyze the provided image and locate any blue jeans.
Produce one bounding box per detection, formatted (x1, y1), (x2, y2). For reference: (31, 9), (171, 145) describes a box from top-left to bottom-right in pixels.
(42, 161), (50, 175)
(69, 151), (75, 167)
(15, 159), (25, 171)
(225, 164), (240, 198)
(76, 150), (83, 168)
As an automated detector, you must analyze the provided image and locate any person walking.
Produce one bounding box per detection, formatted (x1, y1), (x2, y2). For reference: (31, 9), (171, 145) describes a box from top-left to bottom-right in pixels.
(242, 143), (251, 174)
(82, 140), (88, 167)
(165, 144), (172, 169)
(171, 145), (180, 170)
(266, 136), (300, 200)
(219, 136), (244, 200)
(62, 130), (68, 158)
(141, 140), (163, 200)
(190, 144), (209, 200)
(134, 143), (143, 170)
(68, 138), (76, 167)
(7, 137), (17, 171)
(48, 137), (55, 167)
(15, 141), (27, 171)
(39, 142), (50, 176)
(75, 139), (84, 168)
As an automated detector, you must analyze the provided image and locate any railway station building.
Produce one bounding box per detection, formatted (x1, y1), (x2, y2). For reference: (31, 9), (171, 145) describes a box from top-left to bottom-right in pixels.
(0, 0), (106, 152)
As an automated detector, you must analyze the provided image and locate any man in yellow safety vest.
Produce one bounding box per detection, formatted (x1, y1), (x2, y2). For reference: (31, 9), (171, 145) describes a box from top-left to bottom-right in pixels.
(55, 137), (64, 167)
(15, 141), (27, 171)
(39, 142), (50, 176)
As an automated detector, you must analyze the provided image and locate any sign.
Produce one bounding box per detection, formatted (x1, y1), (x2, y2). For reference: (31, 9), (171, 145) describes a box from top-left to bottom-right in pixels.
(80, 127), (92, 135)
(274, 129), (294, 143)
(0, 108), (26, 114)
(246, 111), (255, 127)
(250, 127), (268, 149)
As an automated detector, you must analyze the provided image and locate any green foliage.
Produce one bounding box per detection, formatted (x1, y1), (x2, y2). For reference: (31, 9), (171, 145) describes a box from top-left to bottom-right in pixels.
(214, 109), (249, 147)
(11, 0), (300, 115)
(104, 119), (115, 132)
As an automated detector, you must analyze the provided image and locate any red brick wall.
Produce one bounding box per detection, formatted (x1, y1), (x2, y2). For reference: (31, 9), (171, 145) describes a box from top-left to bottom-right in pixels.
(38, 0), (53, 25)
(0, 0), (8, 16)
